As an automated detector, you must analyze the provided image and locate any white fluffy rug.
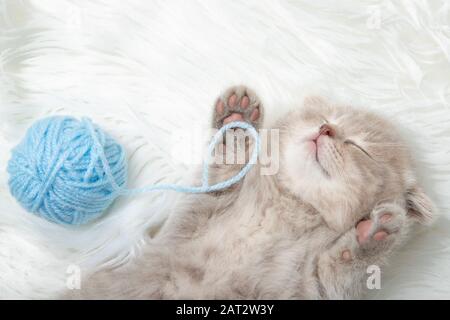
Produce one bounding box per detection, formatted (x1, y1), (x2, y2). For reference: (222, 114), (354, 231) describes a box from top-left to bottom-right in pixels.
(1, 0), (450, 299)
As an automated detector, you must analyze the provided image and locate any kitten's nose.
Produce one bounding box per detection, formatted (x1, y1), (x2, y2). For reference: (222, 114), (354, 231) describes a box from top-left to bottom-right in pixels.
(319, 123), (336, 138)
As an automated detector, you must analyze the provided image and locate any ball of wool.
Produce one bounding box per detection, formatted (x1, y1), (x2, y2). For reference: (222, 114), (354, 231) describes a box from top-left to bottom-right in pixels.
(7, 116), (127, 225)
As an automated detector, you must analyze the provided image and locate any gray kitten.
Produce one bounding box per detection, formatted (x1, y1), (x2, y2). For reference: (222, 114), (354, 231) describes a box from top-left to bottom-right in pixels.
(67, 86), (434, 299)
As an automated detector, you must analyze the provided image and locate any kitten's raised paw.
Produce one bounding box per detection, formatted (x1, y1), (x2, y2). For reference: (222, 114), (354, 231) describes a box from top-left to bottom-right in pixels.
(356, 202), (407, 245)
(213, 86), (262, 129)
(338, 203), (408, 262)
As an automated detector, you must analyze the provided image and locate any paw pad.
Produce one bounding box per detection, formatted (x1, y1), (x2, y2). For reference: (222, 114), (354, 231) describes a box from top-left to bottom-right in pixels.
(213, 86), (262, 129)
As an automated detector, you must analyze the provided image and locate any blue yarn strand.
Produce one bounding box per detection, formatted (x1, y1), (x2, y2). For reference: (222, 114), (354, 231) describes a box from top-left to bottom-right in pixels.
(86, 119), (260, 195)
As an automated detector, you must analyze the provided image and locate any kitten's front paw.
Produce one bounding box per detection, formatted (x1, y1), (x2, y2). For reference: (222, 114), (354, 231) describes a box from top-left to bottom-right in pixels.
(339, 203), (410, 262)
(213, 86), (262, 129)
(355, 202), (409, 254)
(357, 203), (406, 244)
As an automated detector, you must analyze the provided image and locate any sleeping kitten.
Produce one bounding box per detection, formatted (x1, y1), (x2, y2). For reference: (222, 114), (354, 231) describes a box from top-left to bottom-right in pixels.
(67, 86), (434, 299)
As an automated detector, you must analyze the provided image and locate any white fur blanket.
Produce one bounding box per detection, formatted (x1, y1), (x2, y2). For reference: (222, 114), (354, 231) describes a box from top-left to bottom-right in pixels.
(1, 0), (449, 299)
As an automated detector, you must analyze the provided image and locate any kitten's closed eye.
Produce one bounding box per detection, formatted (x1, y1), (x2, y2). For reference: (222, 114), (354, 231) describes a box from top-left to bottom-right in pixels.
(344, 139), (374, 160)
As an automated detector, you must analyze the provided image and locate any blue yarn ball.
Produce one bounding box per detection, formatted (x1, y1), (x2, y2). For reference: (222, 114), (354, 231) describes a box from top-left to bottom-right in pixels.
(7, 116), (128, 226)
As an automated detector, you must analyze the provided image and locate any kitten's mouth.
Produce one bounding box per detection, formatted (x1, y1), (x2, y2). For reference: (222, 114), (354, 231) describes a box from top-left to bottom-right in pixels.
(311, 138), (329, 176)
(312, 139), (320, 161)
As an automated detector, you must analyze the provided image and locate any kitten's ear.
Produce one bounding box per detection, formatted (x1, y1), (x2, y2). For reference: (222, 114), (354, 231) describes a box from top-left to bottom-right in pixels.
(405, 185), (435, 225)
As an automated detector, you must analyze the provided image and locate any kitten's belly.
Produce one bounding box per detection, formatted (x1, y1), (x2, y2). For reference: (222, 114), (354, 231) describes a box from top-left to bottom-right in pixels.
(165, 209), (334, 299)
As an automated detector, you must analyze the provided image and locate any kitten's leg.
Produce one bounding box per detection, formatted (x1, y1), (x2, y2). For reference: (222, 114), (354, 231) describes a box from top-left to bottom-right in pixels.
(316, 202), (411, 299)
(208, 86), (263, 188)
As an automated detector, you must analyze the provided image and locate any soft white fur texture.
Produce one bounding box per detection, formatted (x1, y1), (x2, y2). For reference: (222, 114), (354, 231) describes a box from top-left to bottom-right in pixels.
(0, 0), (449, 299)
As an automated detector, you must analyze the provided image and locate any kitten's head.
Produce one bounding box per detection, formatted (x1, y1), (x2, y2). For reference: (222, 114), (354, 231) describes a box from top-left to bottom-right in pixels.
(277, 97), (434, 231)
